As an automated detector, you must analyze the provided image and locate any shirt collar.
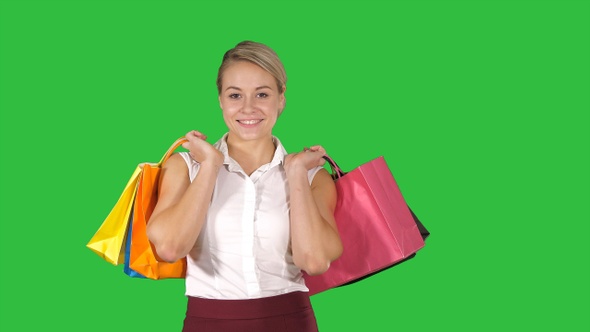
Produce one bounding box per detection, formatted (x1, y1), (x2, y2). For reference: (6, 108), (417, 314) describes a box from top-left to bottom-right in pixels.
(214, 133), (287, 174)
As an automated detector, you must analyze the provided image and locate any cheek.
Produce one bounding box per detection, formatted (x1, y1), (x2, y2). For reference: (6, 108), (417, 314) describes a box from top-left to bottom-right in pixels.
(220, 107), (237, 126)
(220, 102), (239, 116)
(267, 110), (280, 124)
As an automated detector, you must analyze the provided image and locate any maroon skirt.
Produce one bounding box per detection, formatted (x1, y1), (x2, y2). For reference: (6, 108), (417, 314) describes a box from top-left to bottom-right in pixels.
(182, 291), (319, 332)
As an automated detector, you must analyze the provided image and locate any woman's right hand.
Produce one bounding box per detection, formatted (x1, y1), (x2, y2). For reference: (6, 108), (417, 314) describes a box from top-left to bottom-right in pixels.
(181, 130), (223, 167)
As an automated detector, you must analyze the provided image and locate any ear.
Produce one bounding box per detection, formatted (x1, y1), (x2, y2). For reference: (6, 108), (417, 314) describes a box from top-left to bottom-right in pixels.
(279, 86), (286, 115)
(218, 94), (223, 109)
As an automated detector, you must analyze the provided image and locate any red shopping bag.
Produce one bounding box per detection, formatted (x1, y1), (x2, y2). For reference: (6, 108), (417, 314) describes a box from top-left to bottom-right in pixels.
(303, 156), (427, 295)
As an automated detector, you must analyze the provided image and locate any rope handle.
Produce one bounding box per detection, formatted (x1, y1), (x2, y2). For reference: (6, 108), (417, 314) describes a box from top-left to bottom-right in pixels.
(157, 137), (189, 165)
(322, 155), (346, 179)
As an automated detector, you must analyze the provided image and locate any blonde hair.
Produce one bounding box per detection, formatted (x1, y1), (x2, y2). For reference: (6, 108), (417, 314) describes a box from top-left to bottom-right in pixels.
(217, 41), (287, 95)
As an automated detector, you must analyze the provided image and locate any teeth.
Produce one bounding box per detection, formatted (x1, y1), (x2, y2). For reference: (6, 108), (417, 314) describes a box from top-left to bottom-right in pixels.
(240, 120), (261, 125)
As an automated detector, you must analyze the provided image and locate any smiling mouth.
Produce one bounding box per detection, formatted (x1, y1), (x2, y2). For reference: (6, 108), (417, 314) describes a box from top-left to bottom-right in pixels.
(238, 119), (263, 125)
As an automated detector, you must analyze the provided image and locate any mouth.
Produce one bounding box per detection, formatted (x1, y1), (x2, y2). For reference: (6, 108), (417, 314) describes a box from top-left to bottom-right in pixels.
(237, 119), (263, 125)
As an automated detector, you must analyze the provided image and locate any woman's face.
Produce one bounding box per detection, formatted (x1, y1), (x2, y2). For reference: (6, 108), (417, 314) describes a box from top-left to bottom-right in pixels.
(219, 61), (285, 142)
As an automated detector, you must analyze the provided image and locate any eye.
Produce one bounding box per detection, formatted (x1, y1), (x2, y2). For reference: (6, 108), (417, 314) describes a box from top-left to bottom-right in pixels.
(257, 92), (269, 98)
(228, 93), (240, 99)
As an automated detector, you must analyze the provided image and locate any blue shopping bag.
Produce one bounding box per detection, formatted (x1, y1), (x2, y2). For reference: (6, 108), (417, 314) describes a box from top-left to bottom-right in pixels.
(124, 209), (145, 278)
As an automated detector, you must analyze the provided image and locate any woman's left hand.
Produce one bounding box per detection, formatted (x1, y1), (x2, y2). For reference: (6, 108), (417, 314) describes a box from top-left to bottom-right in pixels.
(284, 145), (327, 172)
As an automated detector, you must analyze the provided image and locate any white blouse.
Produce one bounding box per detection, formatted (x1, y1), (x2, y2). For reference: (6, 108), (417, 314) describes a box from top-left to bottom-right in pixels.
(178, 134), (323, 299)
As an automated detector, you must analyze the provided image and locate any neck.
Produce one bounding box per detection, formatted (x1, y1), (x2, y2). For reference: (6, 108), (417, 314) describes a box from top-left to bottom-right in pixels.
(226, 133), (276, 175)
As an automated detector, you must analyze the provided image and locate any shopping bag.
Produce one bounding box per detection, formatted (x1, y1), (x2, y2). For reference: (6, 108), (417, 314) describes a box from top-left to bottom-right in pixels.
(303, 155), (427, 296)
(123, 209), (146, 278)
(128, 138), (188, 280)
(86, 166), (141, 265)
(337, 206), (430, 287)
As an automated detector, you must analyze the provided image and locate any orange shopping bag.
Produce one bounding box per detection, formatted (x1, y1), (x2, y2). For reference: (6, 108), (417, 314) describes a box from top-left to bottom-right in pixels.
(127, 137), (188, 280)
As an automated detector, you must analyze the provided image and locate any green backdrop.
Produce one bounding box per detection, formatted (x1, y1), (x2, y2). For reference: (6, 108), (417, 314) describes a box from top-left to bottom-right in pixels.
(1, 0), (588, 331)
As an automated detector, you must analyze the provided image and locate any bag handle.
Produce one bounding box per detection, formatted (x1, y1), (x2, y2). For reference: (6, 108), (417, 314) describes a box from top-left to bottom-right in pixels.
(322, 155), (346, 179)
(157, 137), (188, 165)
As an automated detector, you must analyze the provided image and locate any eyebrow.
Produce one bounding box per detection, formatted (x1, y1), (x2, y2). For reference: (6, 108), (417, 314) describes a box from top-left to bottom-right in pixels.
(224, 85), (273, 91)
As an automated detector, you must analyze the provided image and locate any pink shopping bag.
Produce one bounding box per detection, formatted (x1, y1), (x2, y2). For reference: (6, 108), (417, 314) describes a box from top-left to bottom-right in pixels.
(303, 156), (426, 296)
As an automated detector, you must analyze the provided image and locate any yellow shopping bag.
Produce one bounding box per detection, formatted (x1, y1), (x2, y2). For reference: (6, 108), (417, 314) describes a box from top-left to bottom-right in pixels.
(87, 137), (187, 267)
(87, 166), (141, 265)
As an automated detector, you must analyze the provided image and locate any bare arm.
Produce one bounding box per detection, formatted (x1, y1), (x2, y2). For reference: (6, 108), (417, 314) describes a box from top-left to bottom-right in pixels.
(286, 148), (343, 276)
(146, 131), (222, 263)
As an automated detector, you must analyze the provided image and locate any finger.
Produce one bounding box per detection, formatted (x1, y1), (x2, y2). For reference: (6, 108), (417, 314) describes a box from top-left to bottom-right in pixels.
(312, 150), (326, 160)
(187, 131), (206, 142)
(309, 145), (326, 155)
(303, 150), (326, 166)
(189, 130), (205, 138)
(309, 150), (326, 166)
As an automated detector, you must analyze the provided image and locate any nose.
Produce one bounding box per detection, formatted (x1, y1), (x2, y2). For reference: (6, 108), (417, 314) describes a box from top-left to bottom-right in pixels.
(241, 96), (257, 114)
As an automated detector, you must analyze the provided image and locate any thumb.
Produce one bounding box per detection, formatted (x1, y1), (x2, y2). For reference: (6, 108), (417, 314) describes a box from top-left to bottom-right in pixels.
(317, 155), (326, 167)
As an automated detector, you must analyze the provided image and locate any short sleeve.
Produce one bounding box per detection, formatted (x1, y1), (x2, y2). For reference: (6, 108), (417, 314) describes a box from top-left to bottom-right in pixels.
(307, 165), (324, 185)
(178, 152), (201, 182)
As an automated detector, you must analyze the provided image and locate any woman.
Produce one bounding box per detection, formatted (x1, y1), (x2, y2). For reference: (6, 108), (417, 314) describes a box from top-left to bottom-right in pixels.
(146, 41), (343, 332)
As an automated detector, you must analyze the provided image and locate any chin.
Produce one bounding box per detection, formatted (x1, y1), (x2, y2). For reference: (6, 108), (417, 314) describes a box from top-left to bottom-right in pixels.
(229, 130), (263, 141)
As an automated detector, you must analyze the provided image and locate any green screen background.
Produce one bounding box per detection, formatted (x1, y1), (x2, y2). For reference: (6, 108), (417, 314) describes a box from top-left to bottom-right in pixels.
(1, 0), (588, 331)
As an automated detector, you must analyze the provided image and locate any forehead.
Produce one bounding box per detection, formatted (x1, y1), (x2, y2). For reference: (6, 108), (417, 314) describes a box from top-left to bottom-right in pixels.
(222, 61), (277, 89)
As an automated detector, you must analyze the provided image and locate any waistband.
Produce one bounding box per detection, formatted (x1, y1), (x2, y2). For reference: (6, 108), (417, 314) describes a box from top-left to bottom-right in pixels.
(185, 291), (312, 320)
